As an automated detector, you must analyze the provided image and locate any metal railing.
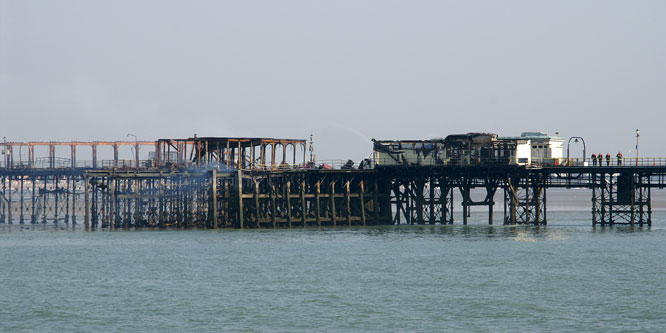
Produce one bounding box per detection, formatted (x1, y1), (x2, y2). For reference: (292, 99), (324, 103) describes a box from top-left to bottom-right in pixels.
(555, 157), (666, 167)
(3, 156), (666, 170)
(372, 156), (666, 168)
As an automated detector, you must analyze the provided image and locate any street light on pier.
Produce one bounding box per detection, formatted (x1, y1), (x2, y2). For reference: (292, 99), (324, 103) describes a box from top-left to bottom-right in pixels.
(636, 129), (640, 166)
(567, 136), (586, 166)
(127, 133), (139, 168)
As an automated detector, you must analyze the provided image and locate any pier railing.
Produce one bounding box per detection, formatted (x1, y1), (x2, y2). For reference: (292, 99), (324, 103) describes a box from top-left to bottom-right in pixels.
(371, 156), (666, 168)
(3, 156), (666, 170)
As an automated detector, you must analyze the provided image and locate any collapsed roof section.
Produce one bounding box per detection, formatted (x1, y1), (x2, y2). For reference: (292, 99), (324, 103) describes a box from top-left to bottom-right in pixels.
(155, 137), (307, 169)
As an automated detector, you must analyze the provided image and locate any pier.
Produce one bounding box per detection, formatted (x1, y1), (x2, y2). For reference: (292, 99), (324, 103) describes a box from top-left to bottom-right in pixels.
(2, 136), (666, 228)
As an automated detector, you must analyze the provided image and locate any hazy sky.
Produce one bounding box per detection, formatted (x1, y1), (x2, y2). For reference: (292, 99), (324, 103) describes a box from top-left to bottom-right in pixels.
(1, 0), (665, 161)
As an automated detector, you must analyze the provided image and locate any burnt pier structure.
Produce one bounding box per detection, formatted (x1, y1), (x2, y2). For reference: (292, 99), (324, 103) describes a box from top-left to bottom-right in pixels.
(2, 137), (666, 228)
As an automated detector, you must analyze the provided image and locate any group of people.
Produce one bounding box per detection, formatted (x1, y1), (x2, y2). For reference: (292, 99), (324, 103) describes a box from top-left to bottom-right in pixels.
(591, 152), (623, 166)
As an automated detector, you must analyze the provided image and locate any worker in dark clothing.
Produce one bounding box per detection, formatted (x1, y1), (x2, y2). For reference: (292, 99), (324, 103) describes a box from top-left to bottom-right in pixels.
(598, 153), (602, 167)
(606, 153), (611, 166)
(592, 153), (597, 166)
(617, 152), (623, 166)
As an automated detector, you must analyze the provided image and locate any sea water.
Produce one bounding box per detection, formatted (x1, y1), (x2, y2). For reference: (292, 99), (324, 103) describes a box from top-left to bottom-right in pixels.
(2, 190), (666, 332)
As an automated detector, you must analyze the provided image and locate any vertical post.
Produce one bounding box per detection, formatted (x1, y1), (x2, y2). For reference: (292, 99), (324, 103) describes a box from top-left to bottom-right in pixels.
(534, 187), (542, 225)
(225, 140), (230, 169)
(65, 175), (70, 223)
(54, 175), (59, 224)
(592, 173), (597, 226)
(270, 184), (277, 227)
(212, 169), (218, 229)
(251, 144), (255, 169)
(271, 143), (276, 169)
(158, 178), (164, 227)
(133, 178), (139, 227)
(300, 180), (306, 226)
(254, 179), (260, 228)
(488, 196), (494, 226)
(154, 142), (160, 168)
(543, 187), (547, 225)
(1, 176), (5, 223)
(71, 177), (77, 223)
(109, 179), (115, 229)
(524, 176), (530, 225)
(315, 180), (321, 226)
(282, 144), (287, 166)
(345, 180), (351, 226)
(429, 177), (435, 225)
(416, 179), (424, 224)
(29, 145), (34, 167)
(49, 144), (55, 168)
(638, 175), (644, 225)
(237, 141), (242, 169)
(385, 178), (393, 225)
(31, 176), (36, 224)
(508, 177), (517, 225)
(503, 186), (507, 225)
(7, 175), (12, 223)
(461, 183), (468, 225)
(84, 176), (90, 229)
(359, 180), (366, 226)
(237, 169), (243, 228)
(42, 176), (47, 223)
(600, 173), (606, 223)
(292, 144), (296, 166)
(260, 144), (265, 167)
(373, 177), (380, 225)
(113, 144), (119, 165)
(647, 177), (652, 226)
(19, 176), (24, 224)
(92, 144), (98, 169)
(609, 175), (614, 225)
(630, 173), (635, 226)
(285, 180), (291, 227)
(71, 145), (76, 168)
(135, 143), (140, 169)
(330, 180), (336, 226)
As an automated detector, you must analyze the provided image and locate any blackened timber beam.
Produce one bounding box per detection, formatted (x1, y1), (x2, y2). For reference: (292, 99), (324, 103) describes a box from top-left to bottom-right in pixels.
(359, 180), (366, 226)
(373, 178), (380, 225)
(237, 170), (244, 228)
(286, 180), (292, 227)
(255, 179), (261, 228)
(315, 181), (321, 226)
(345, 180), (351, 226)
(429, 177), (435, 225)
(300, 181), (306, 226)
(330, 180), (336, 226)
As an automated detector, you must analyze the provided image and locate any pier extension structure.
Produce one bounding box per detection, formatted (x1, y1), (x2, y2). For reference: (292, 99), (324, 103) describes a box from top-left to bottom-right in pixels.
(1, 136), (666, 228)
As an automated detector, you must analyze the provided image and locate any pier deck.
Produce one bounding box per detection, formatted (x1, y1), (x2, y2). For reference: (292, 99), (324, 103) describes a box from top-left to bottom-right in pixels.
(2, 138), (666, 228)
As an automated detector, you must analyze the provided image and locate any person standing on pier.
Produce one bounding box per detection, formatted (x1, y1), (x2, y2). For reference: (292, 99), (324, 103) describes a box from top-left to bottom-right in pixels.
(617, 152), (623, 166)
(592, 153), (597, 166)
(606, 153), (611, 166)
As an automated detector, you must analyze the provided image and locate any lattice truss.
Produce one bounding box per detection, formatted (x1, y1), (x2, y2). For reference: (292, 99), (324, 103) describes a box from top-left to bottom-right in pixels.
(592, 173), (651, 225)
(390, 176), (453, 225)
(504, 174), (547, 225)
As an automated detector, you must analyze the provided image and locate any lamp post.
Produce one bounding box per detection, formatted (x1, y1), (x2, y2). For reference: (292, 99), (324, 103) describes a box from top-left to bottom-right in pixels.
(127, 133), (139, 168)
(636, 129), (639, 166)
(567, 136), (586, 166)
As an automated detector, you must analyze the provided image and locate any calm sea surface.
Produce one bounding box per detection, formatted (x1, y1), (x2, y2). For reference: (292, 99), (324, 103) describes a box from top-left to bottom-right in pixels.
(2, 190), (666, 332)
